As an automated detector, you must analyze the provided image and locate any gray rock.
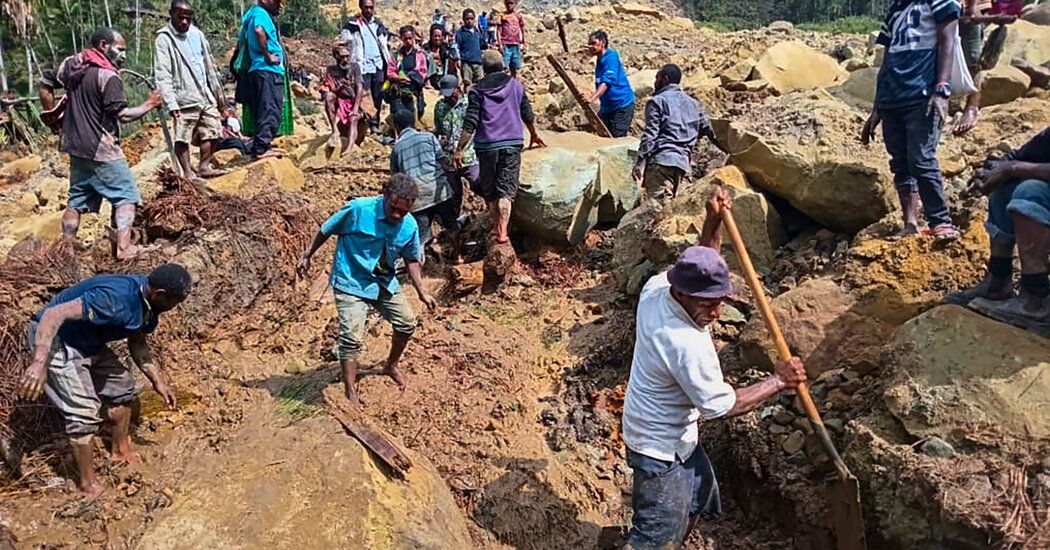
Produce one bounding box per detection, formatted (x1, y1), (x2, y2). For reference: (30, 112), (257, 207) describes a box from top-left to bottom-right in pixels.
(918, 436), (956, 459)
(782, 430), (806, 454)
(824, 418), (844, 434)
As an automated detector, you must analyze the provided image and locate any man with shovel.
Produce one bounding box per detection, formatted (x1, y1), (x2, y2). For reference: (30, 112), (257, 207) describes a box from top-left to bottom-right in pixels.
(621, 188), (807, 550)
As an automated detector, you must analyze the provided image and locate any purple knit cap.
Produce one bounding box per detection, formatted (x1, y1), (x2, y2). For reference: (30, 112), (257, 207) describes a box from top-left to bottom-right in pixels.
(666, 246), (733, 298)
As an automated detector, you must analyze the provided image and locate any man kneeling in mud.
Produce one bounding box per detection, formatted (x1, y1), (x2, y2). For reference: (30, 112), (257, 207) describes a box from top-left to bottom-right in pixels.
(297, 174), (437, 405)
(18, 264), (190, 498)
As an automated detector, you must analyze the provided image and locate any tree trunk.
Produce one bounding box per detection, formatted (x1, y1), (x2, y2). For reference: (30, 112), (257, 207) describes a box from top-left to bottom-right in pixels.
(103, 0), (112, 27)
(61, 0), (76, 51)
(135, 0), (141, 63)
(0, 31), (8, 93)
(24, 41), (33, 94)
(42, 25), (56, 67)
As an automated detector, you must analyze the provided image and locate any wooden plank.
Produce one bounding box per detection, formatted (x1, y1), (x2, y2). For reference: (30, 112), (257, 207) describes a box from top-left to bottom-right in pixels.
(545, 54), (612, 138)
(323, 386), (413, 477)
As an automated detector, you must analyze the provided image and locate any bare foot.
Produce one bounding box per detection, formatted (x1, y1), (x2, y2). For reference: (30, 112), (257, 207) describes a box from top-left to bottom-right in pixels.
(383, 365), (407, 388)
(953, 108), (979, 136)
(196, 167), (230, 178)
(340, 145), (356, 158)
(251, 150), (284, 161)
(109, 450), (141, 465)
(890, 223), (920, 240)
(79, 480), (106, 500)
(115, 243), (160, 261)
(344, 388), (363, 407)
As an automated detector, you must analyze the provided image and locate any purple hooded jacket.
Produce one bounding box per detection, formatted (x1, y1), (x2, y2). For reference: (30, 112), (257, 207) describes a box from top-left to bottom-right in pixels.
(462, 72), (535, 152)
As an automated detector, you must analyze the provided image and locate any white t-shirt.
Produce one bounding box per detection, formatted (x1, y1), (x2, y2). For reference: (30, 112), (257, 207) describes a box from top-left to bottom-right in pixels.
(226, 117), (241, 134)
(622, 272), (737, 462)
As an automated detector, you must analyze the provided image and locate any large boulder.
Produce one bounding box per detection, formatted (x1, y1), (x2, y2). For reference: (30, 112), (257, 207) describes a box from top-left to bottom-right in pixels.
(828, 66), (878, 111)
(513, 132), (641, 245)
(995, 20), (1050, 68)
(882, 305), (1050, 445)
(719, 57), (757, 85)
(207, 157), (306, 197)
(629, 69), (658, 100)
(1022, 3), (1050, 25)
(612, 1), (664, 18)
(137, 415), (472, 549)
(712, 92), (896, 233)
(1011, 57), (1050, 89)
(736, 278), (895, 377)
(751, 41), (849, 95)
(979, 64), (1032, 107)
(612, 166), (785, 292)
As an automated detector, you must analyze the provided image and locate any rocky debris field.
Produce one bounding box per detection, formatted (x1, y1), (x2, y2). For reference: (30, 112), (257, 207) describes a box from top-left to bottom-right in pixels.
(1, 0), (1050, 549)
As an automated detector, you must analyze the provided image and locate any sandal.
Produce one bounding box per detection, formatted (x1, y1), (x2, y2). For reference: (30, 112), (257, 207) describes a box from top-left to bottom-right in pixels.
(928, 224), (961, 243)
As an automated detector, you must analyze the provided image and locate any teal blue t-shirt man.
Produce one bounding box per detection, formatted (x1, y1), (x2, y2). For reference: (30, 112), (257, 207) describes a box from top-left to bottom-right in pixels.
(241, 4), (284, 75)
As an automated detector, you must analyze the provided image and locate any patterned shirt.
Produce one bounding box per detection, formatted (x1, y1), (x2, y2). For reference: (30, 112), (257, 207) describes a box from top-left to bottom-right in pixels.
(390, 128), (451, 212)
(876, 0), (961, 109)
(434, 96), (477, 168)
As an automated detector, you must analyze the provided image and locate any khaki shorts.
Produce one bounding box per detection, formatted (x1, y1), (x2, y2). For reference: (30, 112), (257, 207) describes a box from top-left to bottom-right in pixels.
(333, 289), (417, 360)
(173, 104), (223, 145)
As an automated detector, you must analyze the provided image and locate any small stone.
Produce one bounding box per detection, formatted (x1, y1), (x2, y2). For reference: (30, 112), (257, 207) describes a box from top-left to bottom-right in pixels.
(782, 430), (806, 454)
(773, 409), (795, 425)
(919, 436), (956, 458)
(824, 389), (851, 411)
(816, 368), (845, 385)
(769, 424), (790, 435)
(851, 359), (878, 377)
(824, 418), (844, 434)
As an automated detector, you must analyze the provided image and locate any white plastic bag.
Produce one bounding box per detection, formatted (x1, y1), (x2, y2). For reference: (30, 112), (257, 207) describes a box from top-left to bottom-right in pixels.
(950, 27), (978, 96)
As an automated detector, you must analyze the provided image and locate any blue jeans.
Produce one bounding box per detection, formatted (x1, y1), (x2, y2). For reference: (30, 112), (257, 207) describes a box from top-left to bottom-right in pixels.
(880, 104), (953, 227)
(626, 446), (721, 550)
(600, 103), (635, 138)
(986, 179), (1050, 246)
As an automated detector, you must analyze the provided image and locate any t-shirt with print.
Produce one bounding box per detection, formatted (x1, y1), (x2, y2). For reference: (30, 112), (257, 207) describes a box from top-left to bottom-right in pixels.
(499, 11), (525, 45)
(32, 274), (159, 356)
(876, 0), (961, 110)
(56, 54), (128, 162)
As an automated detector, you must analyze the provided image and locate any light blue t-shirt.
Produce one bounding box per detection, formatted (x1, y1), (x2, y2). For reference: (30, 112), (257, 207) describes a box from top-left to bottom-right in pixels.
(321, 196), (422, 299)
(875, 0), (960, 109)
(595, 48), (635, 115)
(241, 5), (284, 75)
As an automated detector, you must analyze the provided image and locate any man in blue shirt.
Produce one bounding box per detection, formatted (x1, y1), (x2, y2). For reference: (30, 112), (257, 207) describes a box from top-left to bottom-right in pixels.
(297, 175), (437, 406)
(862, 0), (961, 242)
(586, 30), (635, 138)
(18, 264), (192, 498)
(238, 0), (284, 159)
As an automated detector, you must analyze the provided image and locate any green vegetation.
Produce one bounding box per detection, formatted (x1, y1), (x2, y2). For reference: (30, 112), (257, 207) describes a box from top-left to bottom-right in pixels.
(798, 16), (882, 34)
(275, 376), (325, 423)
(0, 0), (339, 96)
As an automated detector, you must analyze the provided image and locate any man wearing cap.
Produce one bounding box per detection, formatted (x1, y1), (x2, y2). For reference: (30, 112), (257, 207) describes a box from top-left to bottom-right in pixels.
(434, 73), (475, 263)
(622, 189), (807, 550)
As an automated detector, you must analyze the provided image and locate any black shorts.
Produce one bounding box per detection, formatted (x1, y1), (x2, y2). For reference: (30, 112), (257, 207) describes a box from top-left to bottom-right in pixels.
(475, 147), (522, 202)
(600, 103), (635, 138)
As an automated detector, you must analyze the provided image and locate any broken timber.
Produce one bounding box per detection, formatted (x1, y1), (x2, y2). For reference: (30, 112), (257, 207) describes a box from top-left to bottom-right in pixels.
(323, 387), (413, 477)
(556, 16), (569, 53)
(545, 54), (612, 138)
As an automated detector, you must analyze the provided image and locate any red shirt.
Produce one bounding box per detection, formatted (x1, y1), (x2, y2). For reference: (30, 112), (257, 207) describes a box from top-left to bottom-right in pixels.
(499, 11), (525, 45)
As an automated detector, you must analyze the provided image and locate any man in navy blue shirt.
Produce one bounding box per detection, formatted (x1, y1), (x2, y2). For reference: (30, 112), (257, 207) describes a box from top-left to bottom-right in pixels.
(586, 30), (635, 138)
(19, 264), (192, 498)
(862, 0), (962, 242)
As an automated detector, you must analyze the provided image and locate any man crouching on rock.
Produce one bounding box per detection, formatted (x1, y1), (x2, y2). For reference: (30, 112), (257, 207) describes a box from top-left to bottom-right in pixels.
(18, 264), (191, 498)
(297, 174), (437, 406)
(622, 189), (807, 550)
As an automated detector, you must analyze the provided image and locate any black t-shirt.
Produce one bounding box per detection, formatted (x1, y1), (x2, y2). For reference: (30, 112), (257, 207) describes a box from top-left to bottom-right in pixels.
(1007, 127), (1050, 164)
(56, 54), (128, 161)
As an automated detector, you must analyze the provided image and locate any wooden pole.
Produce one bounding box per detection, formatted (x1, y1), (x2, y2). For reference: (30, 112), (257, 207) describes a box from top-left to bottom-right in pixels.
(556, 16), (568, 53)
(545, 53), (611, 138)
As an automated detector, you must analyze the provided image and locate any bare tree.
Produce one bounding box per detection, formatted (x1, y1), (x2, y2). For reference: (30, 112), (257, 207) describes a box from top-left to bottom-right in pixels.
(103, 0), (112, 27)
(3, 0), (35, 93)
(0, 30), (8, 92)
(134, 0), (141, 62)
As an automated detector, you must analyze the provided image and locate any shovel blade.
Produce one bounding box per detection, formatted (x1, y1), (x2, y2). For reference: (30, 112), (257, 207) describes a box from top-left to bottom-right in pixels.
(829, 476), (867, 550)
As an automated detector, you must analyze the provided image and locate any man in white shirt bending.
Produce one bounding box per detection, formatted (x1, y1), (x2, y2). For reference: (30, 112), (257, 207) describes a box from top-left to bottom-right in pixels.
(622, 189), (807, 550)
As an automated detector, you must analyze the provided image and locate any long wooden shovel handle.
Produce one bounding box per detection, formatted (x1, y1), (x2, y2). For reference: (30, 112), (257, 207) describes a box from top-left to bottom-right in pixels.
(721, 206), (854, 482)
